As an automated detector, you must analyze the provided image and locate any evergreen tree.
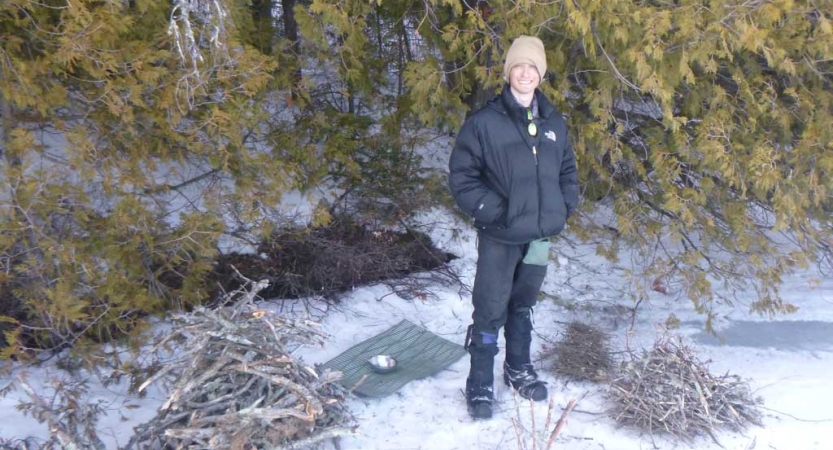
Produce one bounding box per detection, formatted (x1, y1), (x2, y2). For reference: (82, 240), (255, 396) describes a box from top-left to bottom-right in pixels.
(302, 0), (833, 322)
(0, 0), (285, 356)
(2, 0), (831, 358)
(538, 0), (833, 322)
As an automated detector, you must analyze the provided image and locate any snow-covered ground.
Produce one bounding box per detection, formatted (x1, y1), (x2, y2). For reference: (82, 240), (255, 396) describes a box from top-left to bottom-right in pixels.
(2, 207), (832, 449)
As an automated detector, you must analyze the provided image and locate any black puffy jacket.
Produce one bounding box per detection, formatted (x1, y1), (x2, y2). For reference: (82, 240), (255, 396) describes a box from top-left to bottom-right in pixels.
(449, 85), (579, 244)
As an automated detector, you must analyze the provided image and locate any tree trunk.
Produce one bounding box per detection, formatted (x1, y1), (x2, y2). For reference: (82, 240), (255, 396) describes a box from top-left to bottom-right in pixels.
(375, 6), (383, 56)
(397, 19), (413, 97)
(250, 0), (275, 55)
(347, 82), (355, 114)
(465, 0), (497, 115)
(0, 65), (12, 164)
(463, 77), (495, 117)
(397, 25), (404, 96)
(281, 0), (302, 92)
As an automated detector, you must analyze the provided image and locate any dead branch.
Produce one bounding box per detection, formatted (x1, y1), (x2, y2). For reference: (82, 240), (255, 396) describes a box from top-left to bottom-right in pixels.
(125, 277), (353, 449)
(545, 399), (577, 450)
(272, 427), (357, 450)
(512, 396), (579, 450)
(608, 335), (762, 441)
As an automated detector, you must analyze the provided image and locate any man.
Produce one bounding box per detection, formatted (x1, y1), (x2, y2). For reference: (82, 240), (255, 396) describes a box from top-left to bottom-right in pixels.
(448, 35), (579, 420)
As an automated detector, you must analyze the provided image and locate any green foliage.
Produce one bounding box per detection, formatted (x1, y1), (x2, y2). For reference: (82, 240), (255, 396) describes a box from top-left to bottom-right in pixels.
(553, 0), (832, 317)
(312, 0), (833, 318)
(0, 0), (287, 358)
(294, 0), (443, 219)
(2, 0), (831, 360)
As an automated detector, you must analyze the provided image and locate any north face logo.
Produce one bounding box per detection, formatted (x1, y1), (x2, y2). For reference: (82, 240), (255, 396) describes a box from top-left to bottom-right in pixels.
(545, 130), (556, 142)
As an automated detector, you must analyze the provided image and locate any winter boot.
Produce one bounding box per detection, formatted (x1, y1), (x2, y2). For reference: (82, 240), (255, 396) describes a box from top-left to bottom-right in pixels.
(464, 325), (498, 420)
(502, 305), (546, 401)
(465, 379), (494, 420)
(503, 362), (548, 401)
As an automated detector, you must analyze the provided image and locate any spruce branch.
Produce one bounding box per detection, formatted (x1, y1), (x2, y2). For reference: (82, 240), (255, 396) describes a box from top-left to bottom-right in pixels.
(591, 22), (641, 92)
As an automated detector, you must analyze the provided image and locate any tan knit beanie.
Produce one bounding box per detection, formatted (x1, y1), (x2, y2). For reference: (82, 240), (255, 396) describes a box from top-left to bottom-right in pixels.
(503, 35), (547, 80)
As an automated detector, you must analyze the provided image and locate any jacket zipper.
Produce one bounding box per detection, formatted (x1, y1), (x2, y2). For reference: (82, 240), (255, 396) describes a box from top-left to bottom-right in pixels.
(537, 149), (544, 236)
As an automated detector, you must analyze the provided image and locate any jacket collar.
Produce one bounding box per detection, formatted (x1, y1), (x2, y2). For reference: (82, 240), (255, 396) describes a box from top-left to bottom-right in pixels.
(488, 84), (558, 120)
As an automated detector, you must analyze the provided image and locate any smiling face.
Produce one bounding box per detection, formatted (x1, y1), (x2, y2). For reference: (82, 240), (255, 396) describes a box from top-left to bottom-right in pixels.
(508, 63), (541, 101)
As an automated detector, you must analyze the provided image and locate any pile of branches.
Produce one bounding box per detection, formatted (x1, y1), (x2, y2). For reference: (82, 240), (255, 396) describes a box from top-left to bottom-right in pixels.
(608, 336), (762, 441)
(209, 216), (456, 302)
(126, 277), (354, 450)
(544, 321), (614, 382)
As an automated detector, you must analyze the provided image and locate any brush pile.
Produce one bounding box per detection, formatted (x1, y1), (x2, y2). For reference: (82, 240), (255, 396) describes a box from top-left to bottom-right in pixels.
(609, 336), (762, 440)
(208, 217), (456, 303)
(546, 321), (614, 382)
(125, 277), (354, 450)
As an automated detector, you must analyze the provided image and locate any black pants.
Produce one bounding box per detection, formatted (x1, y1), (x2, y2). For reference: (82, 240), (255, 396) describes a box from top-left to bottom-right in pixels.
(467, 236), (547, 386)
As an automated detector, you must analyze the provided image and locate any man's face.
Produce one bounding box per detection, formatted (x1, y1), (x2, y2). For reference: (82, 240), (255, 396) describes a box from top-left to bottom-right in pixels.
(508, 63), (541, 96)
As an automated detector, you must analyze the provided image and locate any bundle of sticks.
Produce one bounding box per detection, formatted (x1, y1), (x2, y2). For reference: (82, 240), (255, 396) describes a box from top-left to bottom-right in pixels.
(609, 336), (762, 441)
(126, 277), (354, 450)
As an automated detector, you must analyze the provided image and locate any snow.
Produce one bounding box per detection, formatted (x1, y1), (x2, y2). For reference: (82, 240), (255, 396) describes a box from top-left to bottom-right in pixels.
(2, 206), (832, 449)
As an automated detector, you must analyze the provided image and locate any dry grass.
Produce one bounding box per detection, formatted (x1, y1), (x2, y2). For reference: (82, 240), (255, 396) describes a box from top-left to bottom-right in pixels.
(543, 321), (614, 383)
